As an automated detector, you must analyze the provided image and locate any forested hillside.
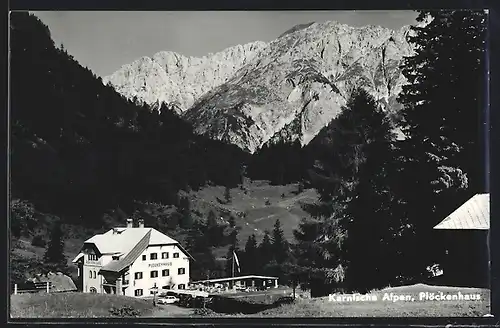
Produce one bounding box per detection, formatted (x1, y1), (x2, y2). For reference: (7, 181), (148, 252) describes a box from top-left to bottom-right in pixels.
(9, 12), (249, 283)
(10, 12), (248, 231)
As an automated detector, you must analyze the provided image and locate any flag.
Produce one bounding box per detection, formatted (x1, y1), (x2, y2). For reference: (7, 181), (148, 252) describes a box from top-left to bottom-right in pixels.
(233, 251), (241, 273)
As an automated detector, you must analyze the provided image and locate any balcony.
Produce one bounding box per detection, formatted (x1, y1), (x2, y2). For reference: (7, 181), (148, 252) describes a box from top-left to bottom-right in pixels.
(85, 259), (102, 266)
(102, 278), (129, 287)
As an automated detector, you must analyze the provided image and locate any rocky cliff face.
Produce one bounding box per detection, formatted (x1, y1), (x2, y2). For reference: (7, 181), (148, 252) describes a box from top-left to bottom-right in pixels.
(103, 42), (267, 114)
(105, 21), (414, 153)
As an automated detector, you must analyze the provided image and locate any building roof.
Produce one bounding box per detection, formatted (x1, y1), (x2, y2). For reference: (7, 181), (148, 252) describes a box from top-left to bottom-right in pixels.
(72, 226), (194, 270)
(72, 252), (84, 263)
(192, 275), (279, 284)
(84, 227), (179, 255)
(100, 230), (151, 273)
(434, 193), (490, 230)
(27, 272), (77, 292)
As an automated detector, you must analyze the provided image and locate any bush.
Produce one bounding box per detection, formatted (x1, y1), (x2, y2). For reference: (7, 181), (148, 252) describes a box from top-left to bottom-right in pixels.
(265, 200), (271, 206)
(193, 307), (217, 316)
(274, 296), (295, 306)
(31, 235), (46, 247)
(109, 306), (141, 317)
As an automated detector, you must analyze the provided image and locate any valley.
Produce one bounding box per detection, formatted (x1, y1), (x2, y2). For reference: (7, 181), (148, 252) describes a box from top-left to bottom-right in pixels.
(9, 10), (488, 319)
(11, 180), (319, 280)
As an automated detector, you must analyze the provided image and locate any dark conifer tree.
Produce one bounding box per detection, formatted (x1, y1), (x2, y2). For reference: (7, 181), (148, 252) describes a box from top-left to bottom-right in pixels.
(206, 210), (224, 247)
(293, 218), (326, 268)
(394, 10), (486, 280)
(43, 221), (68, 273)
(178, 197), (193, 229)
(340, 91), (401, 292)
(185, 219), (218, 281)
(271, 219), (289, 264)
(243, 234), (258, 274)
(294, 89), (400, 290)
(258, 231), (273, 270)
(399, 10), (487, 195)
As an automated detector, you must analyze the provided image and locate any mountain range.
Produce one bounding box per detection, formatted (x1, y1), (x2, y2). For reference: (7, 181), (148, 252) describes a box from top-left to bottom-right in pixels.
(104, 21), (414, 153)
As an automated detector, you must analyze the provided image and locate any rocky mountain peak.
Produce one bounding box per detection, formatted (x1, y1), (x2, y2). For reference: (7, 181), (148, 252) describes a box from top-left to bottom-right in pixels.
(105, 21), (414, 153)
(103, 41), (267, 110)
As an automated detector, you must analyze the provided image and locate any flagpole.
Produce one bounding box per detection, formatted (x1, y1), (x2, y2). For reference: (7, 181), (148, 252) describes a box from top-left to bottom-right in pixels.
(232, 252), (235, 278)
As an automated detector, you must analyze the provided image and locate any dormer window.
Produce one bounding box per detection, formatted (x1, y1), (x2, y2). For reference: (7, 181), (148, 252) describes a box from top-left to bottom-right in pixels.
(88, 254), (99, 261)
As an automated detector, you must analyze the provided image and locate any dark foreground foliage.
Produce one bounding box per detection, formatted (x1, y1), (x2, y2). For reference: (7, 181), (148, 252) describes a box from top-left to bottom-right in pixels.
(10, 12), (249, 228)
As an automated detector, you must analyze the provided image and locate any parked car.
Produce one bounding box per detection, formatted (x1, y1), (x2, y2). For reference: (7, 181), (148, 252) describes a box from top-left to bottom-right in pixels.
(157, 295), (179, 304)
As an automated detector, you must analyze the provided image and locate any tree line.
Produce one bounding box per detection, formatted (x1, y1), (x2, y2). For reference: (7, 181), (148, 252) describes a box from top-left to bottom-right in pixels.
(244, 10), (487, 292)
(290, 10), (487, 292)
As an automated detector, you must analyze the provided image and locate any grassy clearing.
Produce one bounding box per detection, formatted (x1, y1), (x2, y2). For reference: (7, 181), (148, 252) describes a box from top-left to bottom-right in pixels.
(190, 181), (318, 244)
(10, 292), (156, 318)
(12, 180), (318, 266)
(239, 284), (490, 317)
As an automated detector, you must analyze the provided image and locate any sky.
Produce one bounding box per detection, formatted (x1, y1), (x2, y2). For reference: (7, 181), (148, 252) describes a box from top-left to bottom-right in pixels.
(32, 11), (418, 78)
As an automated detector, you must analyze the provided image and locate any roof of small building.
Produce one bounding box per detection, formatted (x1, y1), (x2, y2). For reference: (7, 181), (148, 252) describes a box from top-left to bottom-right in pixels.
(434, 193), (490, 230)
(192, 275), (279, 284)
(27, 272), (77, 292)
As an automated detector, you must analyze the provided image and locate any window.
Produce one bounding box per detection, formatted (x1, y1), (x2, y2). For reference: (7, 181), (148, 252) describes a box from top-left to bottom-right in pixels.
(112, 256), (120, 260)
(134, 289), (143, 296)
(88, 254), (98, 261)
(178, 268), (185, 275)
(162, 269), (170, 277)
(93, 271), (97, 279)
(178, 284), (185, 290)
(142, 255), (146, 261)
(150, 270), (158, 278)
(161, 252), (169, 259)
(150, 253), (158, 260)
(89, 271), (92, 278)
(173, 253), (179, 258)
(134, 272), (143, 280)
(89, 287), (97, 293)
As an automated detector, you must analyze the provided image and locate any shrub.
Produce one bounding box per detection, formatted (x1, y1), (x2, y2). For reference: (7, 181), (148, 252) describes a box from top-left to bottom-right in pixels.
(109, 306), (141, 317)
(193, 307), (217, 316)
(274, 296), (295, 306)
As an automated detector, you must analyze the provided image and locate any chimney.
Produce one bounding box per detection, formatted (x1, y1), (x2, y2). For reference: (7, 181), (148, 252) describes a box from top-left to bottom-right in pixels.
(138, 218), (144, 228)
(126, 218), (133, 228)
